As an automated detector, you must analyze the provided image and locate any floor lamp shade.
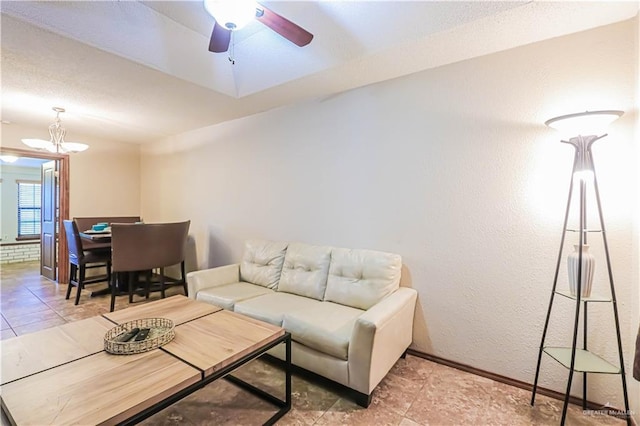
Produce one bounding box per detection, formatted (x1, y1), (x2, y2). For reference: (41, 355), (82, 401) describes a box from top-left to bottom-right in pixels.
(545, 110), (623, 138)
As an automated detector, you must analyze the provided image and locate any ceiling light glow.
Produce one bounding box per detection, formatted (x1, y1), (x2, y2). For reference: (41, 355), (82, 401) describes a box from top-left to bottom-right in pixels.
(204, 0), (257, 30)
(0, 155), (19, 163)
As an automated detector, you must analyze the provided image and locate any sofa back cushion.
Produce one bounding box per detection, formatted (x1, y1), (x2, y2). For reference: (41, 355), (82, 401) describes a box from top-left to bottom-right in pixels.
(278, 243), (332, 300)
(240, 240), (288, 289)
(325, 248), (402, 310)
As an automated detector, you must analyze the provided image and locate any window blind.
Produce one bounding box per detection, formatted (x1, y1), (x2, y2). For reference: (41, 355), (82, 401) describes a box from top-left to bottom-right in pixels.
(17, 181), (41, 236)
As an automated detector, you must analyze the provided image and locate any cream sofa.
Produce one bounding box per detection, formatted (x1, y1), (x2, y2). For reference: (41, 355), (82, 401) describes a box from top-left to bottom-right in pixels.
(186, 240), (418, 406)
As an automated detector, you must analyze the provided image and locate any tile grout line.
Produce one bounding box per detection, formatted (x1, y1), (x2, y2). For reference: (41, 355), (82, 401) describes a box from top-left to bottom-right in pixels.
(1, 304), (16, 338)
(6, 285), (68, 336)
(27, 285), (68, 324)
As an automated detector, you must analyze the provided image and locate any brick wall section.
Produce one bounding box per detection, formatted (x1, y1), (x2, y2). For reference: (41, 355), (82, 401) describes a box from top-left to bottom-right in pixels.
(0, 242), (40, 264)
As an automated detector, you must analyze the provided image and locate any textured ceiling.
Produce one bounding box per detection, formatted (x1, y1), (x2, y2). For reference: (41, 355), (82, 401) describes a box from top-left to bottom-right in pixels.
(1, 1), (638, 144)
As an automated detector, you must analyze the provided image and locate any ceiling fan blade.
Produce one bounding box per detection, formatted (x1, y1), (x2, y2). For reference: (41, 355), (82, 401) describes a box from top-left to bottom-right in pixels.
(209, 21), (231, 53)
(255, 4), (313, 47)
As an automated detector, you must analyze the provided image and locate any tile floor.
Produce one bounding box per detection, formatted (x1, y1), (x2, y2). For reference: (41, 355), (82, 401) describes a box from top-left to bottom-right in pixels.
(0, 261), (626, 425)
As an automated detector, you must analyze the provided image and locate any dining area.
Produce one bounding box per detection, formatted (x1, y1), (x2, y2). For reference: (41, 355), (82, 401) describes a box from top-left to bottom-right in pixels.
(63, 217), (191, 312)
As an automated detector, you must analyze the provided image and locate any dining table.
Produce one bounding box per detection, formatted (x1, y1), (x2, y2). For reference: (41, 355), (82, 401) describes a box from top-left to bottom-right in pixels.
(79, 230), (112, 249)
(75, 216), (141, 250)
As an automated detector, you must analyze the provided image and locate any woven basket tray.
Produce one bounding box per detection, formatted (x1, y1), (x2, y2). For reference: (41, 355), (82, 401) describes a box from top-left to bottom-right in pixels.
(104, 317), (175, 355)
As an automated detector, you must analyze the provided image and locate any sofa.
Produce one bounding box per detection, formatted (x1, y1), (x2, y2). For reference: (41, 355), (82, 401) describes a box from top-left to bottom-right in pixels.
(186, 239), (418, 407)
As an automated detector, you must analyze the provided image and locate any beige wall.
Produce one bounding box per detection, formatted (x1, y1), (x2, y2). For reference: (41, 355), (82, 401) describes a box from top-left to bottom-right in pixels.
(1, 122), (141, 219)
(141, 19), (639, 417)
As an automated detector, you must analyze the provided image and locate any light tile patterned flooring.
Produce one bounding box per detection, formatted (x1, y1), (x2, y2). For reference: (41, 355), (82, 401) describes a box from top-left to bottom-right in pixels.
(0, 261), (625, 425)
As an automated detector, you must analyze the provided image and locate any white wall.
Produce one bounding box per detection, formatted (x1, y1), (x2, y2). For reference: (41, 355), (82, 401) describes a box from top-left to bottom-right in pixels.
(141, 19), (639, 417)
(1, 122), (141, 218)
(0, 165), (42, 242)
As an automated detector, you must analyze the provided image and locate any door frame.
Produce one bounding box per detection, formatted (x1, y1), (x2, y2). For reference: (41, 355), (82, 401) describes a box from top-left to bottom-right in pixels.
(1, 147), (70, 284)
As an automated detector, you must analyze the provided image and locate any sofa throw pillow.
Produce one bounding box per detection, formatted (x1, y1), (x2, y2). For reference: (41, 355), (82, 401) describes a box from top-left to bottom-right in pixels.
(325, 248), (402, 310)
(240, 240), (288, 289)
(278, 243), (332, 300)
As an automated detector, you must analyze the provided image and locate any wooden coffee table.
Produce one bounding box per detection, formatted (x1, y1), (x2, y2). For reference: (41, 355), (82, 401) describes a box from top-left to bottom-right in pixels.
(1, 295), (291, 425)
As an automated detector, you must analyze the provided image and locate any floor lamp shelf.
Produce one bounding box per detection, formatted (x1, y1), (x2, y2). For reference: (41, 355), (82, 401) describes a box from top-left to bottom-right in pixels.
(543, 347), (621, 374)
(554, 290), (610, 303)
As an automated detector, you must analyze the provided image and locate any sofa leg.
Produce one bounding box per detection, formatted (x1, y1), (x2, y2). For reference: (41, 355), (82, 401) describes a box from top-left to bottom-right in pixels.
(354, 391), (372, 408)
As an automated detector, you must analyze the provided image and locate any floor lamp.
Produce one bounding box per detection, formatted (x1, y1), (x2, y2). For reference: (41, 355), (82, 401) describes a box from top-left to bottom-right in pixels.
(530, 110), (631, 425)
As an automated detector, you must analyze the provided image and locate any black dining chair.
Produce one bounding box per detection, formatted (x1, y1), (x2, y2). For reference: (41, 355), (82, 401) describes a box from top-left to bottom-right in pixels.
(109, 220), (191, 312)
(62, 220), (112, 305)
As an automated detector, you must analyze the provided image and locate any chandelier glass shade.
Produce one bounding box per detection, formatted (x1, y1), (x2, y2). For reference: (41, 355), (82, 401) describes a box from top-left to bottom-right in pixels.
(21, 107), (89, 154)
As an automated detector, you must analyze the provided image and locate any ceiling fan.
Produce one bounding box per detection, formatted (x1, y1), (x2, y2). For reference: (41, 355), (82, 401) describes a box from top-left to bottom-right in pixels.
(204, 0), (313, 53)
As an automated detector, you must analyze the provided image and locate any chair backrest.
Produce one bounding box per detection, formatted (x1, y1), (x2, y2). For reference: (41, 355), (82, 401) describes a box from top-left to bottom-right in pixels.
(73, 216), (141, 233)
(110, 221), (190, 273)
(63, 220), (84, 265)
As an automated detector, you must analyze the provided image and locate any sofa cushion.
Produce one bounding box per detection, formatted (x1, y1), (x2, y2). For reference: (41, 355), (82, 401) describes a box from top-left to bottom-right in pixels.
(195, 281), (273, 310)
(234, 292), (321, 326)
(277, 243), (332, 300)
(283, 302), (364, 360)
(325, 248), (402, 310)
(240, 240), (288, 289)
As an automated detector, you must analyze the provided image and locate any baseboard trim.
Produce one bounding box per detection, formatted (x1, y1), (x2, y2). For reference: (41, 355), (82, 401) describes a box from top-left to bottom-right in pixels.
(407, 349), (636, 425)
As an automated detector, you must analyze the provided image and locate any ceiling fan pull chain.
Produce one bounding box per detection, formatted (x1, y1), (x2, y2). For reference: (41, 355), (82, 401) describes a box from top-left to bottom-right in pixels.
(228, 30), (235, 65)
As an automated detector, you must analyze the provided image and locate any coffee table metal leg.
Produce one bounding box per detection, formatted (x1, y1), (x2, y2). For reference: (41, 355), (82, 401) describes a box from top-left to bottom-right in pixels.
(264, 333), (291, 425)
(120, 332), (292, 426)
(224, 333), (292, 425)
(285, 332), (292, 408)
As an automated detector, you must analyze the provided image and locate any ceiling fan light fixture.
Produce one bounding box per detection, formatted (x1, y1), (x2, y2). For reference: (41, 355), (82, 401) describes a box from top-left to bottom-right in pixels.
(0, 155), (19, 163)
(204, 0), (257, 30)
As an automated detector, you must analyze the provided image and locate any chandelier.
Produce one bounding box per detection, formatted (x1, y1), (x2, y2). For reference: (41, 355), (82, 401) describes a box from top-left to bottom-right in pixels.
(22, 107), (89, 153)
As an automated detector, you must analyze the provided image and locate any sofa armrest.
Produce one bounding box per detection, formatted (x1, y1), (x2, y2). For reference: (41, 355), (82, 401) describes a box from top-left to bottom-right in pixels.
(186, 264), (240, 299)
(348, 287), (418, 394)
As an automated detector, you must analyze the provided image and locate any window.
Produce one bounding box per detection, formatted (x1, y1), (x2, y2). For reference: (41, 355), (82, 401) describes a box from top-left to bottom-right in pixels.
(17, 181), (41, 238)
